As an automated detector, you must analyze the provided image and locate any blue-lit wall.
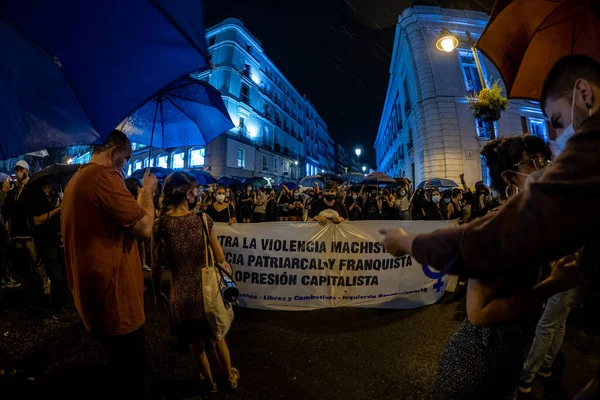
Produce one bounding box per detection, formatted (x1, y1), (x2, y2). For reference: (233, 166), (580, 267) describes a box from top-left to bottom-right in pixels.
(374, 6), (552, 187)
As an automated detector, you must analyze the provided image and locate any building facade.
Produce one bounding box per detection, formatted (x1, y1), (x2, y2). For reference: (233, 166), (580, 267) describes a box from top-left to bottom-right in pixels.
(374, 7), (555, 187)
(128, 18), (339, 183)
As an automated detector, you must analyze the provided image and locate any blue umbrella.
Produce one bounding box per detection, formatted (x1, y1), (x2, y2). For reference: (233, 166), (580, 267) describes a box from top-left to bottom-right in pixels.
(280, 182), (299, 190)
(119, 77), (233, 149)
(339, 172), (364, 184)
(218, 176), (244, 189)
(299, 175), (325, 188)
(187, 169), (217, 186)
(0, 0), (210, 158)
(131, 167), (173, 181)
(417, 178), (459, 189)
(244, 177), (268, 190)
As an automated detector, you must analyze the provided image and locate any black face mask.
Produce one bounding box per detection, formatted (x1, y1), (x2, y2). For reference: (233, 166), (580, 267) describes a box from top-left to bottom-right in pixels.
(325, 194), (336, 201)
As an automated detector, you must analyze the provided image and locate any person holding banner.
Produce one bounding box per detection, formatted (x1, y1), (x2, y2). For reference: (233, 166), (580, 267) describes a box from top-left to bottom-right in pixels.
(429, 136), (578, 400)
(152, 172), (239, 393)
(308, 182), (348, 225)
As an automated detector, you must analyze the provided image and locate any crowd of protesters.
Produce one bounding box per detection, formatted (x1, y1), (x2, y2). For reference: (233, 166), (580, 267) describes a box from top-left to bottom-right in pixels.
(1, 54), (600, 400)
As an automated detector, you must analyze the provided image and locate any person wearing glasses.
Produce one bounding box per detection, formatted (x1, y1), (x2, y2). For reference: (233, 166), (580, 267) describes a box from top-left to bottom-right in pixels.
(429, 136), (577, 400)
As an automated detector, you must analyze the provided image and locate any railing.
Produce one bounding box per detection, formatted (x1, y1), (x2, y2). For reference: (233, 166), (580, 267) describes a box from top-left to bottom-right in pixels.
(466, 79), (482, 93)
(476, 122), (497, 139)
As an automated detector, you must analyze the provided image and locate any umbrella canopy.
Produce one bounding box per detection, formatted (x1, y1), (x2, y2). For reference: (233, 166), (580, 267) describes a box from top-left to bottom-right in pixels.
(417, 178), (459, 189)
(119, 77), (233, 149)
(29, 163), (81, 188)
(0, 173), (9, 182)
(218, 176), (244, 189)
(0, 0), (211, 159)
(339, 172), (364, 184)
(299, 175), (325, 188)
(362, 172), (396, 185)
(187, 169), (217, 186)
(131, 167), (173, 182)
(280, 182), (299, 190)
(476, 0), (600, 100)
(243, 177), (268, 190)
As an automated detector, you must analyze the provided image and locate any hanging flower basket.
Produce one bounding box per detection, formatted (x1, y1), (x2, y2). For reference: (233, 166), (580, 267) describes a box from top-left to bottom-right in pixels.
(467, 81), (509, 122)
(477, 108), (502, 122)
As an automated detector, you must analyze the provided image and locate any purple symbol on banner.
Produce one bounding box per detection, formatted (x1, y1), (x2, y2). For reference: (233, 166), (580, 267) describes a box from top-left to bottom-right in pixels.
(421, 264), (445, 293)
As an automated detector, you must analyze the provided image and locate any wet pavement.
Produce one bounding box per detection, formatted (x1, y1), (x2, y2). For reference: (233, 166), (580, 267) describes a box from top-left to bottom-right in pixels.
(1, 282), (599, 400)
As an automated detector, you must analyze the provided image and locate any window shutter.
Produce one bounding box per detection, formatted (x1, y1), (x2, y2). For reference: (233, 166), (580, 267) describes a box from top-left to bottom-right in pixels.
(520, 116), (529, 135)
(546, 121), (557, 141)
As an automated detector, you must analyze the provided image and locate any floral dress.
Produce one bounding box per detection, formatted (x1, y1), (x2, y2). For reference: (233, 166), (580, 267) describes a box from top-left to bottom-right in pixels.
(155, 212), (214, 341)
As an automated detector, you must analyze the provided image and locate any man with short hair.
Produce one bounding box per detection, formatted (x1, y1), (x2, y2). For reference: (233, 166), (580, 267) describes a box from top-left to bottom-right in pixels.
(2, 160), (49, 297)
(62, 130), (157, 397)
(379, 54), (600, 398)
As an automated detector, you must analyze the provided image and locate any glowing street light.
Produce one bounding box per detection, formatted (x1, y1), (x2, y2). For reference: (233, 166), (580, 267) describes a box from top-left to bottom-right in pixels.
(435, 33), (459, 53)
(294, 160), (298, 166)
(66, 158), (73, 164)
(321, 169), (325, 173)
(362, 166), (367, 173)
(355, 148), (362, 158)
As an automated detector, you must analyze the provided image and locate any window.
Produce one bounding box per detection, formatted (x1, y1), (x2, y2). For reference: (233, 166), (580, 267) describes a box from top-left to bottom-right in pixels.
(241, 84), (249, 104)
(262, 155), (268, 171)
(407, 128), (414, 150)
(156, 153), (168, 168)
(243, 64), (251, 78)
(458, 49), (487, 92)
(209, 36), (216, 46)
(189, 147), (205, 167)
(238, 116), (245, 133)
(475, 118), (498, 139)
(237, 149), (245, 168)
(481, 154), (491, 186)
(403, 79), (411, 115)
(528, 118), (548, 141)
(273, 157), (279, 173)
(283, 160), (290, 173)
(133, 160), (142, 171)
(143, 157), (154, 168)
(127, 164), (132, 177)
(172, 151), (184, 170)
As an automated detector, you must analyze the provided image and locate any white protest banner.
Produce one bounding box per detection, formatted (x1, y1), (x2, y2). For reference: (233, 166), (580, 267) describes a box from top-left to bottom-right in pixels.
(215, 220), (456, 310)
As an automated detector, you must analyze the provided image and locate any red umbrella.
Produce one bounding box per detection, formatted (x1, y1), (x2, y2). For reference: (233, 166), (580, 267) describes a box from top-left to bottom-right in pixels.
(476, 0), (600, 100)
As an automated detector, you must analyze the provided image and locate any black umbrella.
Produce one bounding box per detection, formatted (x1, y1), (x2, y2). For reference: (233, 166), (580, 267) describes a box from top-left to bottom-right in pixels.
(244, 177), (268, 189)
(29, 163), (80, 188)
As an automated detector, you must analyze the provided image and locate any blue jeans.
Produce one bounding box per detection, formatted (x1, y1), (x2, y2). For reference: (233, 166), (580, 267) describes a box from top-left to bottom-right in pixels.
(521, 287), (577, 383)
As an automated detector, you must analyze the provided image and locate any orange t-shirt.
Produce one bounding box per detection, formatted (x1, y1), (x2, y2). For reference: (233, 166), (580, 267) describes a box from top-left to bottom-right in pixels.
(62, 163), (146, 336)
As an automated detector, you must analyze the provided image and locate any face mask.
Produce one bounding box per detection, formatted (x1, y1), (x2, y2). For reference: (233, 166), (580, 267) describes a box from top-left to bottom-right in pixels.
(216, 194), (225, 203)
(400, 190), (406, 196)
(113, 149), (129, 179)
(558, 85), (594, 153)
(444, 198), (451, 204)
(432, 195), (441, 204)
(225, 192), (230, 198)
(325, 194), (336, 201)
(294, 193), (300, 197)
(352, 194), (358, 200)
(492, 191), (499, 199)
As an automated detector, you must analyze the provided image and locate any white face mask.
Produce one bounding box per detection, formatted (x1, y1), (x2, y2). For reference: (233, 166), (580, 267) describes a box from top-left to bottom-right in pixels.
(432, 195), (441, 204)
(400, 190), (406, 197)
(216, 194), (225, 203)
(443, 198), (451, 204)
(558, 85), (593, 153)
(352, 194), (358, 200)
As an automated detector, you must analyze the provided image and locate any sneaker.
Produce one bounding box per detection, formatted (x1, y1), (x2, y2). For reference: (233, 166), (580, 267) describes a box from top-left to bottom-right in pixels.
(142, 264), (152, 272)
(537, 366), (552, 378)
(518, 380), (532, 394)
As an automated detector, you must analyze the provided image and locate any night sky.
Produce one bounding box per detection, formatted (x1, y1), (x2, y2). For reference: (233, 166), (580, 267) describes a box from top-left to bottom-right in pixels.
(204, 0), (494, 167)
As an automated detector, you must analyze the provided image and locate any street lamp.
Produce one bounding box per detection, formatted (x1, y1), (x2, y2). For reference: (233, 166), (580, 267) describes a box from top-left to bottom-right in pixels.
(436, 28), (494, 139)
(362, 166), (367, 173)
(354, 147), (362, 172)
(435, 28), (486, 90)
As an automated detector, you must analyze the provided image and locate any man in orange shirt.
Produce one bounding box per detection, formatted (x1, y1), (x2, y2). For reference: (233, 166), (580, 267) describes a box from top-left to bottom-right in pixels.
(62, 130), (157, 397)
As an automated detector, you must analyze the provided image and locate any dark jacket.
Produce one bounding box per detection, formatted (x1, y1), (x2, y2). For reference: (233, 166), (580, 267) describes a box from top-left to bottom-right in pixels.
(412, 112), (600, 279)
(2, 183), (34, 239)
